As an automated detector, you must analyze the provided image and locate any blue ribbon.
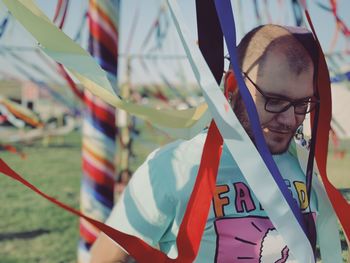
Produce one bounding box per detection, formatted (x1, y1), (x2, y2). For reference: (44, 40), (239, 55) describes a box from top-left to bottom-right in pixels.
(0, 14), (9, 38)
(330, 71), (350, 83)
(213, 0), (308, 236)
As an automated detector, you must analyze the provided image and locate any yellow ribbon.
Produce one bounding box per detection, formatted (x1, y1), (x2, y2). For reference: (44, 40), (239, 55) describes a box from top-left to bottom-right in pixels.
(0, 95), (42, 127)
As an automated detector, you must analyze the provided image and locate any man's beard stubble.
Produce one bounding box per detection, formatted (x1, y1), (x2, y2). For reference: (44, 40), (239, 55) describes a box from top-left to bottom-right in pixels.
(232, 92), (295, 155)
(232, 91), (256, 143)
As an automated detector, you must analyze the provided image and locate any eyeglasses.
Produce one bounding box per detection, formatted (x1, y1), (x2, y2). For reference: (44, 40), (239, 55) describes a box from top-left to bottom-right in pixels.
(242, 72), (319, 115)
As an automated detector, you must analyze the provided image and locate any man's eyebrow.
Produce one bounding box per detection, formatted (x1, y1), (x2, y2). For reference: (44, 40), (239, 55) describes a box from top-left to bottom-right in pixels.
(260, 90), (289, 99)
(262, 91), (314, 101)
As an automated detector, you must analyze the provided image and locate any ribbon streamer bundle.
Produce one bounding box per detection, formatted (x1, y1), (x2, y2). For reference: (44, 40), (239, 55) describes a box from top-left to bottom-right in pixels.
(52, 0), (69, 29)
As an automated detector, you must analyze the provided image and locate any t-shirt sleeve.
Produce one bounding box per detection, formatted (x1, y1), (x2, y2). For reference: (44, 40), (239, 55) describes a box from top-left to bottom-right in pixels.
(105, 149), (176, 248)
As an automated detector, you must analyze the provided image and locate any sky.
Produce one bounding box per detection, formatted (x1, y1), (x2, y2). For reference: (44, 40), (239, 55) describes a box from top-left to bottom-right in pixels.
(0, 0), (349, 86)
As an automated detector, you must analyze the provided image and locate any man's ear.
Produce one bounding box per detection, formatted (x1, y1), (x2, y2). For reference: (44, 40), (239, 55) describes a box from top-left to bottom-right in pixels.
(224, 69), (237, 102)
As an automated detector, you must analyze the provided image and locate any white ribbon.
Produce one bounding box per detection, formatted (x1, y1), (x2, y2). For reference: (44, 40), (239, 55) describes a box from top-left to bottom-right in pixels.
(168, 0), (314, 262)
(295, 144), (342, 263)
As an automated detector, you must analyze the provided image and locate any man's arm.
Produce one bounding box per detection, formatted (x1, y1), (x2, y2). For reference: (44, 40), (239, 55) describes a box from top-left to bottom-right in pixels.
(89, 147), (176, 262)
(90, 232), (128, 263)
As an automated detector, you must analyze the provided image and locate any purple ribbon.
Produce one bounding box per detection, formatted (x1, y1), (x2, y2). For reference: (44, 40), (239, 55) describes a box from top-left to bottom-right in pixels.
(213, 0), (308, 236)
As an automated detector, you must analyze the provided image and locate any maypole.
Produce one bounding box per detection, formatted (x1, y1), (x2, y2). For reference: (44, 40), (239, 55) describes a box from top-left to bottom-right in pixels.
(78, 0), (120, 262)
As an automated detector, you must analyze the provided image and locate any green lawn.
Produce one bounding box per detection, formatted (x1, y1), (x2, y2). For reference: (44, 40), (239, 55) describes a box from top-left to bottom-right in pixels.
(0, 126), (349, 262)
(0, 131), (82, 263)
(0, 124), (170, 263)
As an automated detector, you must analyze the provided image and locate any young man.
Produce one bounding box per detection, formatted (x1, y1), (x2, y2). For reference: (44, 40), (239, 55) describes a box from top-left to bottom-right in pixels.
(90, 24), (319, 262)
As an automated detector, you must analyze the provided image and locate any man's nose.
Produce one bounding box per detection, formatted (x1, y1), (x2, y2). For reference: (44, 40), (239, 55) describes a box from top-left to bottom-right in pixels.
(276, 106), (297, 128)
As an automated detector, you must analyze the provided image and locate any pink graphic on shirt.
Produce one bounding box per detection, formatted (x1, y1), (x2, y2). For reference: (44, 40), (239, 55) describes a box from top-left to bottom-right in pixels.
(276, 246), (289, 263)
(214, 215), (316, 263)
(214, 216), (273, 262)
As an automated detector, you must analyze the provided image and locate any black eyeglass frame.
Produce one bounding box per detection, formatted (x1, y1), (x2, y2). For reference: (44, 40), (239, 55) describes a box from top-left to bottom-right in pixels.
(242, 72), (319, 115)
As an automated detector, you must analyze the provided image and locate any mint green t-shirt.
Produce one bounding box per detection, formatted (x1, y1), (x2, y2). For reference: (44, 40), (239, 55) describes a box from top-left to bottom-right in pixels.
(106, 132), (318, 262)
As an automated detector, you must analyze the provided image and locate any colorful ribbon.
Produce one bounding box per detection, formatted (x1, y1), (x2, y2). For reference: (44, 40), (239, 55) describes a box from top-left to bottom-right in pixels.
(2, 0), (210, 139)
(168, 0), (314, 261)
(213, 0), (309, 238)
(12, 62), (79, 115)
(195, 0), (224, 84)
(303, 7), (350, 252)
(0, 117), (224, 263)
(0, 159), (167, 262)
(0, 13), (10, 38)
(294, 143), (342, 262)
(0, 144), (26, 159)
(0, 103), (25, 128)
(0, 96), (42, 128)
(1, 1), (346, 262)
(330, 70), (350, 83)
(53, 0), (69, 29)
(291, 0), (304, 26)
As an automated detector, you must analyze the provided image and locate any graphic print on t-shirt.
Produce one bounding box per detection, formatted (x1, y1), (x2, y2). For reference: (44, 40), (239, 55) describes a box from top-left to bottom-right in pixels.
(213, 214), (316, 263)
(212, 179), (316, 263)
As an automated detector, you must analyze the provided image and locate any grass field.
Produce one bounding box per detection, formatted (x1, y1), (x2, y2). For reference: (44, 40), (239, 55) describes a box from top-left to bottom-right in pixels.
(0, 124), (171, 263)
(0, 126), (349, 262)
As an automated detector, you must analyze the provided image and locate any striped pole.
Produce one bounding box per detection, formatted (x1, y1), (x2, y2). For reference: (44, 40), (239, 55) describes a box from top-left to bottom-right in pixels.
(78, 0), (120, 262)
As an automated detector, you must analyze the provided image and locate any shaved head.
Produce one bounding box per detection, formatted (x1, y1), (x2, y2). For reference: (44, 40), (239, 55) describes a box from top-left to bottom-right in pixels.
(237, 24), (315, 78)
(226, 24), (318, 154)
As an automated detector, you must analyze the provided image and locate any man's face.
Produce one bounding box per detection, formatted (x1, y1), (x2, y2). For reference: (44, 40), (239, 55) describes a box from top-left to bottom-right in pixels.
(233, 50), (314, 154)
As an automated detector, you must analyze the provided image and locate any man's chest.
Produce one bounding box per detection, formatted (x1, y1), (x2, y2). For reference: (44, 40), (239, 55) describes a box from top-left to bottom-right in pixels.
(196, 171), (317, 263)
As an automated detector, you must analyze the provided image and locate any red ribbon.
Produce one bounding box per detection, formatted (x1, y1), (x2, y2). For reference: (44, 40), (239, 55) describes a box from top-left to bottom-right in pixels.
(53, 0), (69, 30)
(0, 144), (26, 159)
(305, 9), (350, 245)
(0, 158), (167, 262)
(57, 64), (85, 101)
(329, 0), (350, 37)
(0, 119), (224, 262)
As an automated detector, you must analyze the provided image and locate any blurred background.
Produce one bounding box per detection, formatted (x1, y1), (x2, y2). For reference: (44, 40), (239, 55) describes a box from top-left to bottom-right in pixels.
(0, 0), (349, 262)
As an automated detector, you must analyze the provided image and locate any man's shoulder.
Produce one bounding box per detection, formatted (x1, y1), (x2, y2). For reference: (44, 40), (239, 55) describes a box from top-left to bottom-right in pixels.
(125, 132), (207, 204)
(129, 132), (207, 181)
(146, 132), (207, 167)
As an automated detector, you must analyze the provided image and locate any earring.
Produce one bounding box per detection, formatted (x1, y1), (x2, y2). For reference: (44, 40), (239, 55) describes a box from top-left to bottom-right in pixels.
(295, 125), (310, 149)
(228, 92), (234, 104)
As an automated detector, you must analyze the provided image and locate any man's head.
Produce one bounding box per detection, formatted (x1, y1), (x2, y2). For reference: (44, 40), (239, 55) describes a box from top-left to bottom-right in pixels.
(225, 24), (318, 154)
